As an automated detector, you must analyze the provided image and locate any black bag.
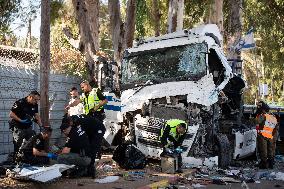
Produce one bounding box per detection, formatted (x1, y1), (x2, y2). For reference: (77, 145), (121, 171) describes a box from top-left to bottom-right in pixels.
(112, 144), (146, 169)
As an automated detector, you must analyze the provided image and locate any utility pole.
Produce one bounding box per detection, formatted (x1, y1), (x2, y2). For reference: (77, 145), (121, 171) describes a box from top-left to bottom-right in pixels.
(40, 0), (51, 127)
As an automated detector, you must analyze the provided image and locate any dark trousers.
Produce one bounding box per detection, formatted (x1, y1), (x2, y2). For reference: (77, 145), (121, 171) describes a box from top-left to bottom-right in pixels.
(89, 132), (105, 164)
(257, 134), (275, 163)
(13, 127), (35, 154)
(90, 111), (105, 122)
(57, 153), (91, 167)
(88, 112), (105, 159)
(21, 152), (49, 165)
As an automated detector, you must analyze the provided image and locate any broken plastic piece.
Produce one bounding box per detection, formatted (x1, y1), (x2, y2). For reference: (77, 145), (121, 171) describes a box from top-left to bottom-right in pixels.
(95, 176), (119, 183)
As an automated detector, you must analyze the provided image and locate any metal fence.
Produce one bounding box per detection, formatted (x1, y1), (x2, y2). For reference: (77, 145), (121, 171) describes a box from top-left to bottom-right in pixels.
(0, 57), (81, 162)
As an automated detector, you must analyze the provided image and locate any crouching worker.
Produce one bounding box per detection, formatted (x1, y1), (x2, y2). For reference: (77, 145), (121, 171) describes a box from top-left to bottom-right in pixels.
(160, 119), (188, 173)
(69, 115), (106, 178)
(58, 118), (91, 177)
(17, 127), (55, 165)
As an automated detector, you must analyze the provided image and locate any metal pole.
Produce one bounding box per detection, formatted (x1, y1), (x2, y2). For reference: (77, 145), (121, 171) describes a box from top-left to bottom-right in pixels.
(254, 48), (260, 104)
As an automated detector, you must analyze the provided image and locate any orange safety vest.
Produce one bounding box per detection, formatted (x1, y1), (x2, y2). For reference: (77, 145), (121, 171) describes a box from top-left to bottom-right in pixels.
(259, 114), (277, 139)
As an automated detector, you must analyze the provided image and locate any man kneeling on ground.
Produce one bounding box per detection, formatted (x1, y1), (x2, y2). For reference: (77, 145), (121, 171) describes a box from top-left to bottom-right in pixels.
(17, 127), (56, 165)
(59, 118), (91, 177)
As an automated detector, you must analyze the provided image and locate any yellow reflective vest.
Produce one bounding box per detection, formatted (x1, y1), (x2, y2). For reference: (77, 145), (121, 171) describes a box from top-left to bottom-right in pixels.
(160, 119), (187, 144)
(80, 88), (102, 115)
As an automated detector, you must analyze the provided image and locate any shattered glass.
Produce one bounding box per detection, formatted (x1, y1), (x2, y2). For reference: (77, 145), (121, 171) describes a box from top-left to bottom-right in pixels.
(122, 43), (207, 84)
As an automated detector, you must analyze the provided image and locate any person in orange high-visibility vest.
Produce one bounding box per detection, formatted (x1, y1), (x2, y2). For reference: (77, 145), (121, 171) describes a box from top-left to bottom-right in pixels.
(255, 101), (278, 169)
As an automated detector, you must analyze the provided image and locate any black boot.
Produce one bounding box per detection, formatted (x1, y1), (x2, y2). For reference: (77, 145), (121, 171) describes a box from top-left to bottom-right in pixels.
(87, 164), (96, 179)
(268, 159), (274, 169)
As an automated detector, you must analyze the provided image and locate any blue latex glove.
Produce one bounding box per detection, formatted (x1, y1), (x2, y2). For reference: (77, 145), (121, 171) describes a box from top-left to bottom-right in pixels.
(20, 119), (32, 125)
(174, 147), (183, 153)
(164, 148), (173, 154)
(47, 153), (58, 160)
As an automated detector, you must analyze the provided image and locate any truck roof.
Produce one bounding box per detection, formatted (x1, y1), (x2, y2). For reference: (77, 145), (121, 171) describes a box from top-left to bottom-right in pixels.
(127, 24), (223, 54)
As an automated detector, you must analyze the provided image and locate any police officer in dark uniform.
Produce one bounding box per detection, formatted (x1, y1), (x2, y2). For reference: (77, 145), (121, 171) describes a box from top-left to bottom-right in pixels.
(61, 115), (105, 178)
(17, 127), (56, 165)
(160, 119), (188, 173)
(59, 119), (91, 177)
(69, 115), (106, 178)
(9, 91), (42, 160)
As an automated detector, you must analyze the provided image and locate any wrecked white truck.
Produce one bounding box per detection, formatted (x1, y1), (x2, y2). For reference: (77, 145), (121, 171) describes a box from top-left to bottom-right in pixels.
(103, 24), (256, 168)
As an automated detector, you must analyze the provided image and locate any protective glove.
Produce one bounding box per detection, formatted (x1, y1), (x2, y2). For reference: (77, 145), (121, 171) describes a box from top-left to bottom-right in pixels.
(19, 119), (32, 125)
(47, 153), (58, 160)
(174, 147), (183, 153)
(164, 148), (173, 154)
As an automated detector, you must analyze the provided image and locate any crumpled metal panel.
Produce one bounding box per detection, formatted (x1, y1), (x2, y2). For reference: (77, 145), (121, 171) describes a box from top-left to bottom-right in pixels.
(122, 74), (218, 113)
(7, 164), (74, 182)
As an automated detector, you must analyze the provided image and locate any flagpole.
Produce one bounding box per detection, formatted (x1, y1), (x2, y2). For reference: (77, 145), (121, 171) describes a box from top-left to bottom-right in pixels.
(254, 47), (259, 104)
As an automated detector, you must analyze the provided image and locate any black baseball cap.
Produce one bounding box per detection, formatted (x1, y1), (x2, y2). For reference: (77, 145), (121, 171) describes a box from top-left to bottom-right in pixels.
(60, 123), (70, 131)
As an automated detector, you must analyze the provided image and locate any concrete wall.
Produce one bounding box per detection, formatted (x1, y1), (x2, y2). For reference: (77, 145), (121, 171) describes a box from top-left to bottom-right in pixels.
(0, 60), (81, 162)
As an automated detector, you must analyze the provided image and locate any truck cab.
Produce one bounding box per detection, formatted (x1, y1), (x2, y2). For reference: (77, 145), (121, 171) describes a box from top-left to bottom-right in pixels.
(103, 24), (256, 168)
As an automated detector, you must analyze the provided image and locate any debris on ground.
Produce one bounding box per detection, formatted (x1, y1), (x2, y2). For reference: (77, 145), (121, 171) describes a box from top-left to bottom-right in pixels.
(0, 154), (284, 188)
(0, 177), (33, 189)
(123, 171), (145, 181)
(6, 164), (74, 182)
(95, 176), (120, 183)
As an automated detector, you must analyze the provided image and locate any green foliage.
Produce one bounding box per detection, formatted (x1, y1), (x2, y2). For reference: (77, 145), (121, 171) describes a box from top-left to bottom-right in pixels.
(136, 0), (149, 37)
(184, 0), (210, 29)
(99, 2), (113, 57)
(134, 0), (210, 38)
(243, 0), (284, 105)
(50, 0), (86, 77)
(51, 0), (65, 25)
(0, 0), (20, 34)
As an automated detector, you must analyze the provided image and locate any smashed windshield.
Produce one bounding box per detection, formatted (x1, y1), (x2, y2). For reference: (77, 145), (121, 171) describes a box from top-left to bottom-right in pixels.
(122, 43), (207, 84)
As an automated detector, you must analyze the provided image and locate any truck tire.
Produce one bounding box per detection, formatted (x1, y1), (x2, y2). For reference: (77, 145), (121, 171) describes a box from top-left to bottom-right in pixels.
(215, 134), (231, 168)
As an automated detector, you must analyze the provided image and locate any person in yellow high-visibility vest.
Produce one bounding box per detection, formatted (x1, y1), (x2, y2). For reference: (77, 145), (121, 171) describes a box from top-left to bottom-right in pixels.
(160, 119), (188, 173)
(66, 80), (108, 122)
(255, 101), (278, 169)
(66, 80), (108, 160)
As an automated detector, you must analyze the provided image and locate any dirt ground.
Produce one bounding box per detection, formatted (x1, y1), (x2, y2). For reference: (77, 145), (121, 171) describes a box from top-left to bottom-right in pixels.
(1, 155), (284, 189)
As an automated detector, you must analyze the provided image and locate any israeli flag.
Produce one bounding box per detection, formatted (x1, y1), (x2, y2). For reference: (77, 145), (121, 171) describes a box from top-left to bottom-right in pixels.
(234, 28), (256, 51)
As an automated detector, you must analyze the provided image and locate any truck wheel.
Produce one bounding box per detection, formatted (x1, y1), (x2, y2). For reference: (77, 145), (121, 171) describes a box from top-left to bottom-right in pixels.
(215, 134), (231, 168)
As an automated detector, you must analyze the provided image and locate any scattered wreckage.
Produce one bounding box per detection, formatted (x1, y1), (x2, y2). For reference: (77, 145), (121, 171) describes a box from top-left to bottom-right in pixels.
(6, 164), (74, 182)
(102, 24), (256, 168)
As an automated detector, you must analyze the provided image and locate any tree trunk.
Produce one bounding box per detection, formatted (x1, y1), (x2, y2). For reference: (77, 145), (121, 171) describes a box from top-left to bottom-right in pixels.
(108, 0), (123, 65)
(167, 0), (184, 33)
(40, 0), (50, 127)
(25, 18), (32, 48)
(152, 0), (161, 36)
(226, 0), (242, 58)
(123, 0), (136, 49)
(72, 0), (100, 80)
(176, 0), (184, 31)
(206, 0), (223, 35)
